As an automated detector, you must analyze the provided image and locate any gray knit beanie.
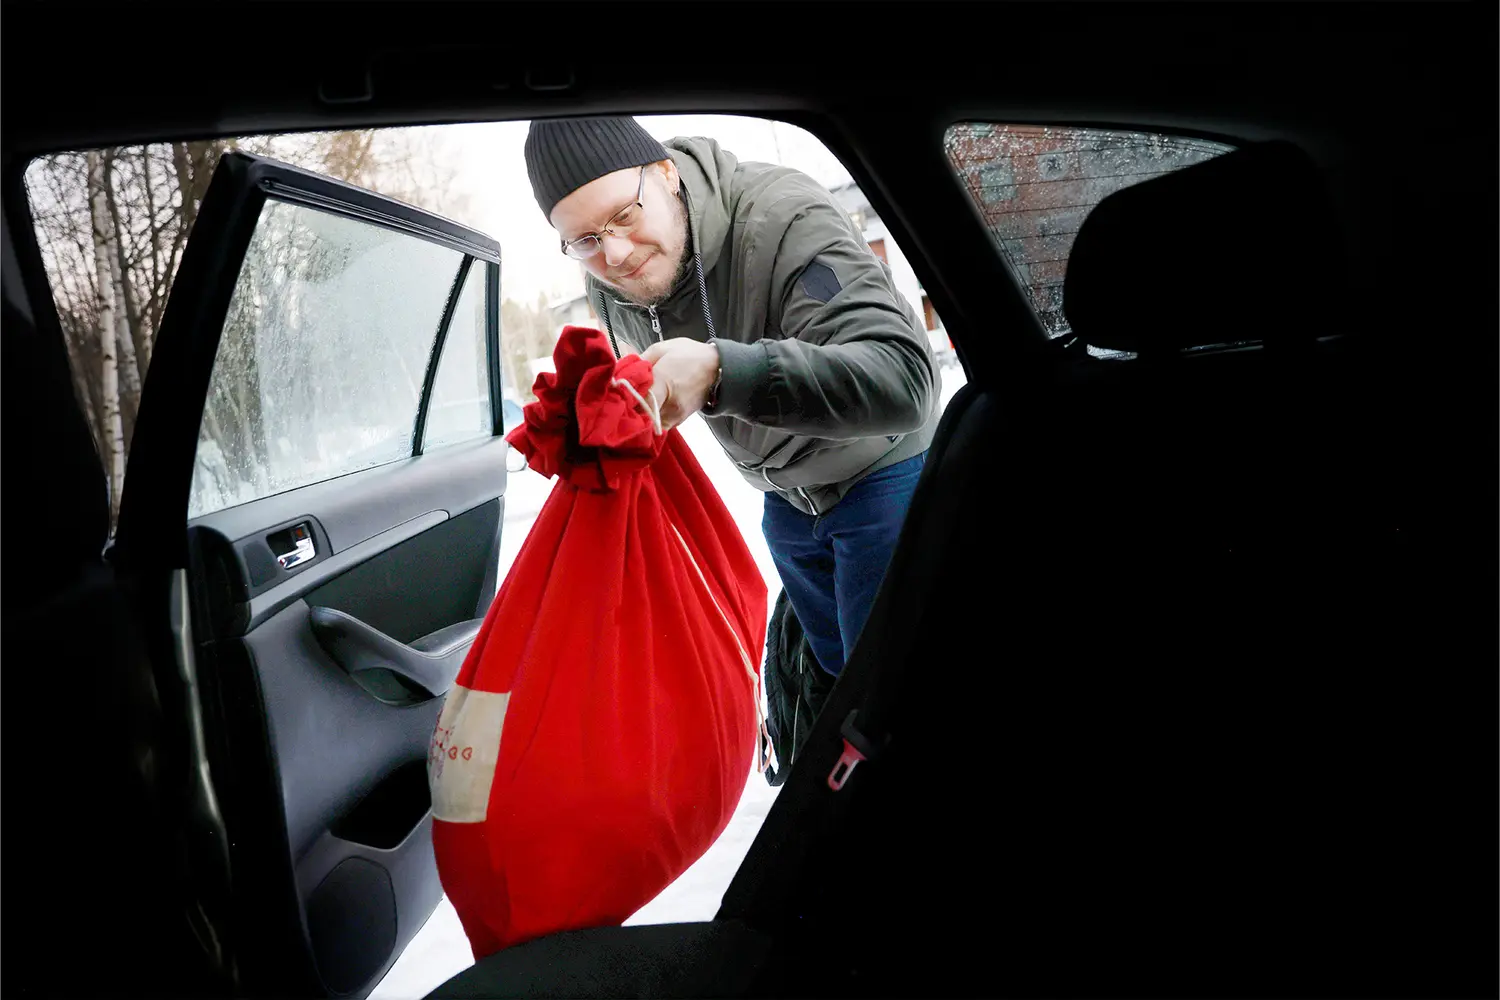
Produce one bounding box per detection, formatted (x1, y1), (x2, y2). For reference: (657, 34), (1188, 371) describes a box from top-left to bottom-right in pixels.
(524, 116), (670, 221)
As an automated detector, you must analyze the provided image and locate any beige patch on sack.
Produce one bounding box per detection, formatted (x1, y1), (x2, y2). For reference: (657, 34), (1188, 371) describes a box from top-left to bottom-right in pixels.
(428, 685), (510, 823)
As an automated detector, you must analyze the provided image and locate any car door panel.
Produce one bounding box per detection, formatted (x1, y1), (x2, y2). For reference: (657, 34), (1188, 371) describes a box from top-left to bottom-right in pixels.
(238, 600), (445, 997)
(193, 438), (509, 574)
(213, 494), (497, 994)
(191, 437), (508, 637)
(109, 150), (508, 997)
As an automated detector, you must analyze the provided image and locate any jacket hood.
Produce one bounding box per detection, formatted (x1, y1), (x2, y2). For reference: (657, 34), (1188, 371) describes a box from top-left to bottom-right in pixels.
(666, 136), (737, 278)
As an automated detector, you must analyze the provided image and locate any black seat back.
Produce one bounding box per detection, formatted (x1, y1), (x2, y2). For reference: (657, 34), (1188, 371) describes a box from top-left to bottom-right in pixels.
(2, 214), (227, 997)
(720, 142), (1489, 998)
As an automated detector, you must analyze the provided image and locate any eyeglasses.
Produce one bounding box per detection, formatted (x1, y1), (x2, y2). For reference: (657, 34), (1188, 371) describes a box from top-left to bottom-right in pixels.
(560, 166), (646, 260)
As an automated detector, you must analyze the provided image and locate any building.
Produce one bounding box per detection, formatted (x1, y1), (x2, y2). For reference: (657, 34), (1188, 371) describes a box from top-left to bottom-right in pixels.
(549, 290), (598, 332)
(827, 181), (953, 356)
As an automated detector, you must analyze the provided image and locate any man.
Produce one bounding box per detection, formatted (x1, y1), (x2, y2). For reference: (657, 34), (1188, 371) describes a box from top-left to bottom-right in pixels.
(525, 116), (939, 679)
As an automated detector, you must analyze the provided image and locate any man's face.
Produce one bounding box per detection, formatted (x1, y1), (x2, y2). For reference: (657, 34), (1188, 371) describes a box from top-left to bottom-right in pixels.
(550, 161), (690, 307)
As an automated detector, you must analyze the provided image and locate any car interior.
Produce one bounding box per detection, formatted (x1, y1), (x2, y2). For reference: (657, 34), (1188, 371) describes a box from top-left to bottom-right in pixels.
(2, 3), (1493, 998)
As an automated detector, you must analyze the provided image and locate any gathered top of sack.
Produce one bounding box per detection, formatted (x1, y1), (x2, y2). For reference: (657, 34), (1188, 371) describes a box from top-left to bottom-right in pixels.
(504, 325), (662, 491)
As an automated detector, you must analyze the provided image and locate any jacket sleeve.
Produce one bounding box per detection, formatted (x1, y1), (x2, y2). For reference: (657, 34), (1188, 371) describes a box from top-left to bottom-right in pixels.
(709, 201), (937, 440)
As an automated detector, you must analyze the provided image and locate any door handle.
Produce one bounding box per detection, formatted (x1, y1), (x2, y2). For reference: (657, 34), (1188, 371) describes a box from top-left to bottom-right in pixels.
(268, 521), (317, 572)
(277, 536), (316, 570)
(309, 606), (480, 699)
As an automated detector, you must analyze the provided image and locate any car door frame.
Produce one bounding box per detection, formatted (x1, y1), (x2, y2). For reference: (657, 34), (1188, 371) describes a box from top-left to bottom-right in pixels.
(115, 151), (504, 563)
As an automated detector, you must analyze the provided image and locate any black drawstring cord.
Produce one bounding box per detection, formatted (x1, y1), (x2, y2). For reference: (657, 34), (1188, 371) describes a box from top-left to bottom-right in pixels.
(599, 289), (622, 359)
(694, 251), (717, 341)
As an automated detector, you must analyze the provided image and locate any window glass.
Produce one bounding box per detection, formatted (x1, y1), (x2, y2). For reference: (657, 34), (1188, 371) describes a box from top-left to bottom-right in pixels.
(190, 199), (466, 517)
(25, 131), (482, 529)
(942, 124), (1234, 339)
(424, 264), (493, 452)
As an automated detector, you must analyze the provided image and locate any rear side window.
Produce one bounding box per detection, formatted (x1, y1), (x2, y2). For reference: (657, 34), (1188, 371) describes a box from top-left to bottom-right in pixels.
(191, 200), (470, 517)
(23, 131), (483, 530)
(942, 124), (1233, 340)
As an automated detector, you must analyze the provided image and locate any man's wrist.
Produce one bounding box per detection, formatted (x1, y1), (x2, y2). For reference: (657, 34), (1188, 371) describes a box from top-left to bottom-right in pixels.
(707, 338), (766, 417)
(706, 340), (722, 408)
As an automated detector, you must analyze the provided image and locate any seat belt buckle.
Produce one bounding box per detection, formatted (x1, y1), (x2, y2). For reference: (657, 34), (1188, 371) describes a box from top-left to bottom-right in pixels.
(827, 740), (865, 791)
(827, 709), (877, 792)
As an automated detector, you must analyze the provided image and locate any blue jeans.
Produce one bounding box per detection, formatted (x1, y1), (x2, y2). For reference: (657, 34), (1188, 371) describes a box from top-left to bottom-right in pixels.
(762, 453), (926, 677)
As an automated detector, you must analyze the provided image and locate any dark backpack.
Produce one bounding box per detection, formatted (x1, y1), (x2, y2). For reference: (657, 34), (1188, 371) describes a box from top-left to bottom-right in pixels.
(761, 589), (834, 787)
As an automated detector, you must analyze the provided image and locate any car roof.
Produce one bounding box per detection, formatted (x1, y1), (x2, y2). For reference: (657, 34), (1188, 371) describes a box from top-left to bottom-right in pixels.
(1, 2), (1482, 156)
(3, 1), (1490, 379)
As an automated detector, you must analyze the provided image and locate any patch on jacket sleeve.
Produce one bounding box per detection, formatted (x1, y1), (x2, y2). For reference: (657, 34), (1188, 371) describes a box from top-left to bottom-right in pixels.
(798, 260), (842, 304)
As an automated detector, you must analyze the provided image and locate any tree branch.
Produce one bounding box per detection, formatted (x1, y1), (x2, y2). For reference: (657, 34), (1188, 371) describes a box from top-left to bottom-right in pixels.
(141, 146), (166, 345)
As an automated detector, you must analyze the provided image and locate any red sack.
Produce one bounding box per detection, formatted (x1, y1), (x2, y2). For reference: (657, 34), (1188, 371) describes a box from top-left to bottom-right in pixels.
(428, 325), (769, 959)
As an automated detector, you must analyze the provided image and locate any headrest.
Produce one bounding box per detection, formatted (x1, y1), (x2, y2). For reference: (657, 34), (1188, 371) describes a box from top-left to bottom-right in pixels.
(1063, 140), (1340, 354)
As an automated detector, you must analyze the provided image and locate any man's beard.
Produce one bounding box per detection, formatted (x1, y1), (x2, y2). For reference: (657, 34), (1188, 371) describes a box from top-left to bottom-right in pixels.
(623, 194), (693, 308)
(620, 247), (691, 308)
(652, 251), (694, 306)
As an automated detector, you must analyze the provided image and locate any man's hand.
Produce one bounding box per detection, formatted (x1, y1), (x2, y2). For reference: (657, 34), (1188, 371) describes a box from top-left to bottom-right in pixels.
(640, 338), (720, 431)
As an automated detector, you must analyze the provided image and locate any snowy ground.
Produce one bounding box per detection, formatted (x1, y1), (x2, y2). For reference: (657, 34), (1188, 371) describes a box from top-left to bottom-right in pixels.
(371, 359), (966, 999)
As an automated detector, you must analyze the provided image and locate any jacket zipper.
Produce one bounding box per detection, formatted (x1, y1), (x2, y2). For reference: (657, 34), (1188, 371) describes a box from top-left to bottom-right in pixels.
(609, 296), (665, 344)
(797, 487), (819, 516)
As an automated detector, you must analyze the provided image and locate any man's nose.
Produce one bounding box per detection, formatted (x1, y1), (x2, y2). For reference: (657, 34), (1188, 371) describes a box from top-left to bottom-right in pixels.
(601, 233), (633, 268)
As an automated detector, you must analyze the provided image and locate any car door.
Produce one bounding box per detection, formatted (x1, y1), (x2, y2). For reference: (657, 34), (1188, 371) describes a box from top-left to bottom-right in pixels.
(109, 149), (510, 998)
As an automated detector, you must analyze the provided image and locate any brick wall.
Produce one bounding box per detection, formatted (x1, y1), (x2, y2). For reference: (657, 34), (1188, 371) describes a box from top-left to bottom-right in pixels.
(945, 124), (1230, 337)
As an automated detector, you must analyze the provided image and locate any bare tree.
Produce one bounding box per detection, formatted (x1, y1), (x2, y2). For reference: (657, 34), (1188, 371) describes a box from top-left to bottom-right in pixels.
(85, 150), (126, 518)
(98, 152), (143, 441)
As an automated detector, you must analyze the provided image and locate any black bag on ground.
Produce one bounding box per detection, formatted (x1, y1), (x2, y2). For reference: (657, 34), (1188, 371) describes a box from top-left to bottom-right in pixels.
(761, 589), (833, 787)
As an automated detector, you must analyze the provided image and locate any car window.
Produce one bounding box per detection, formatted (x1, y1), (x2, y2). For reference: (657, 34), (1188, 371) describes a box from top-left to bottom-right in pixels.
(423, 263), (493, 452)
(190, 199), (467, 517)
(24, 131), (483, 529)
(942, 124), (1234, 343)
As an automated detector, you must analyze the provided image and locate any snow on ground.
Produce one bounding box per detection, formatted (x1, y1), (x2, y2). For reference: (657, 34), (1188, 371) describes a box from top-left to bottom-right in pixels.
(371, 360), (967, 999)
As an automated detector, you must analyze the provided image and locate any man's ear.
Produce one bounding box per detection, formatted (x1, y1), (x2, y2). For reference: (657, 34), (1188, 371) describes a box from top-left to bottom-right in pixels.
(658, 158), (680, 195)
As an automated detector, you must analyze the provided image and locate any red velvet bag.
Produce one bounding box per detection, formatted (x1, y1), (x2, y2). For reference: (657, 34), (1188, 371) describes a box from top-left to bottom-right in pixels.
(428, 325), (768, 958)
